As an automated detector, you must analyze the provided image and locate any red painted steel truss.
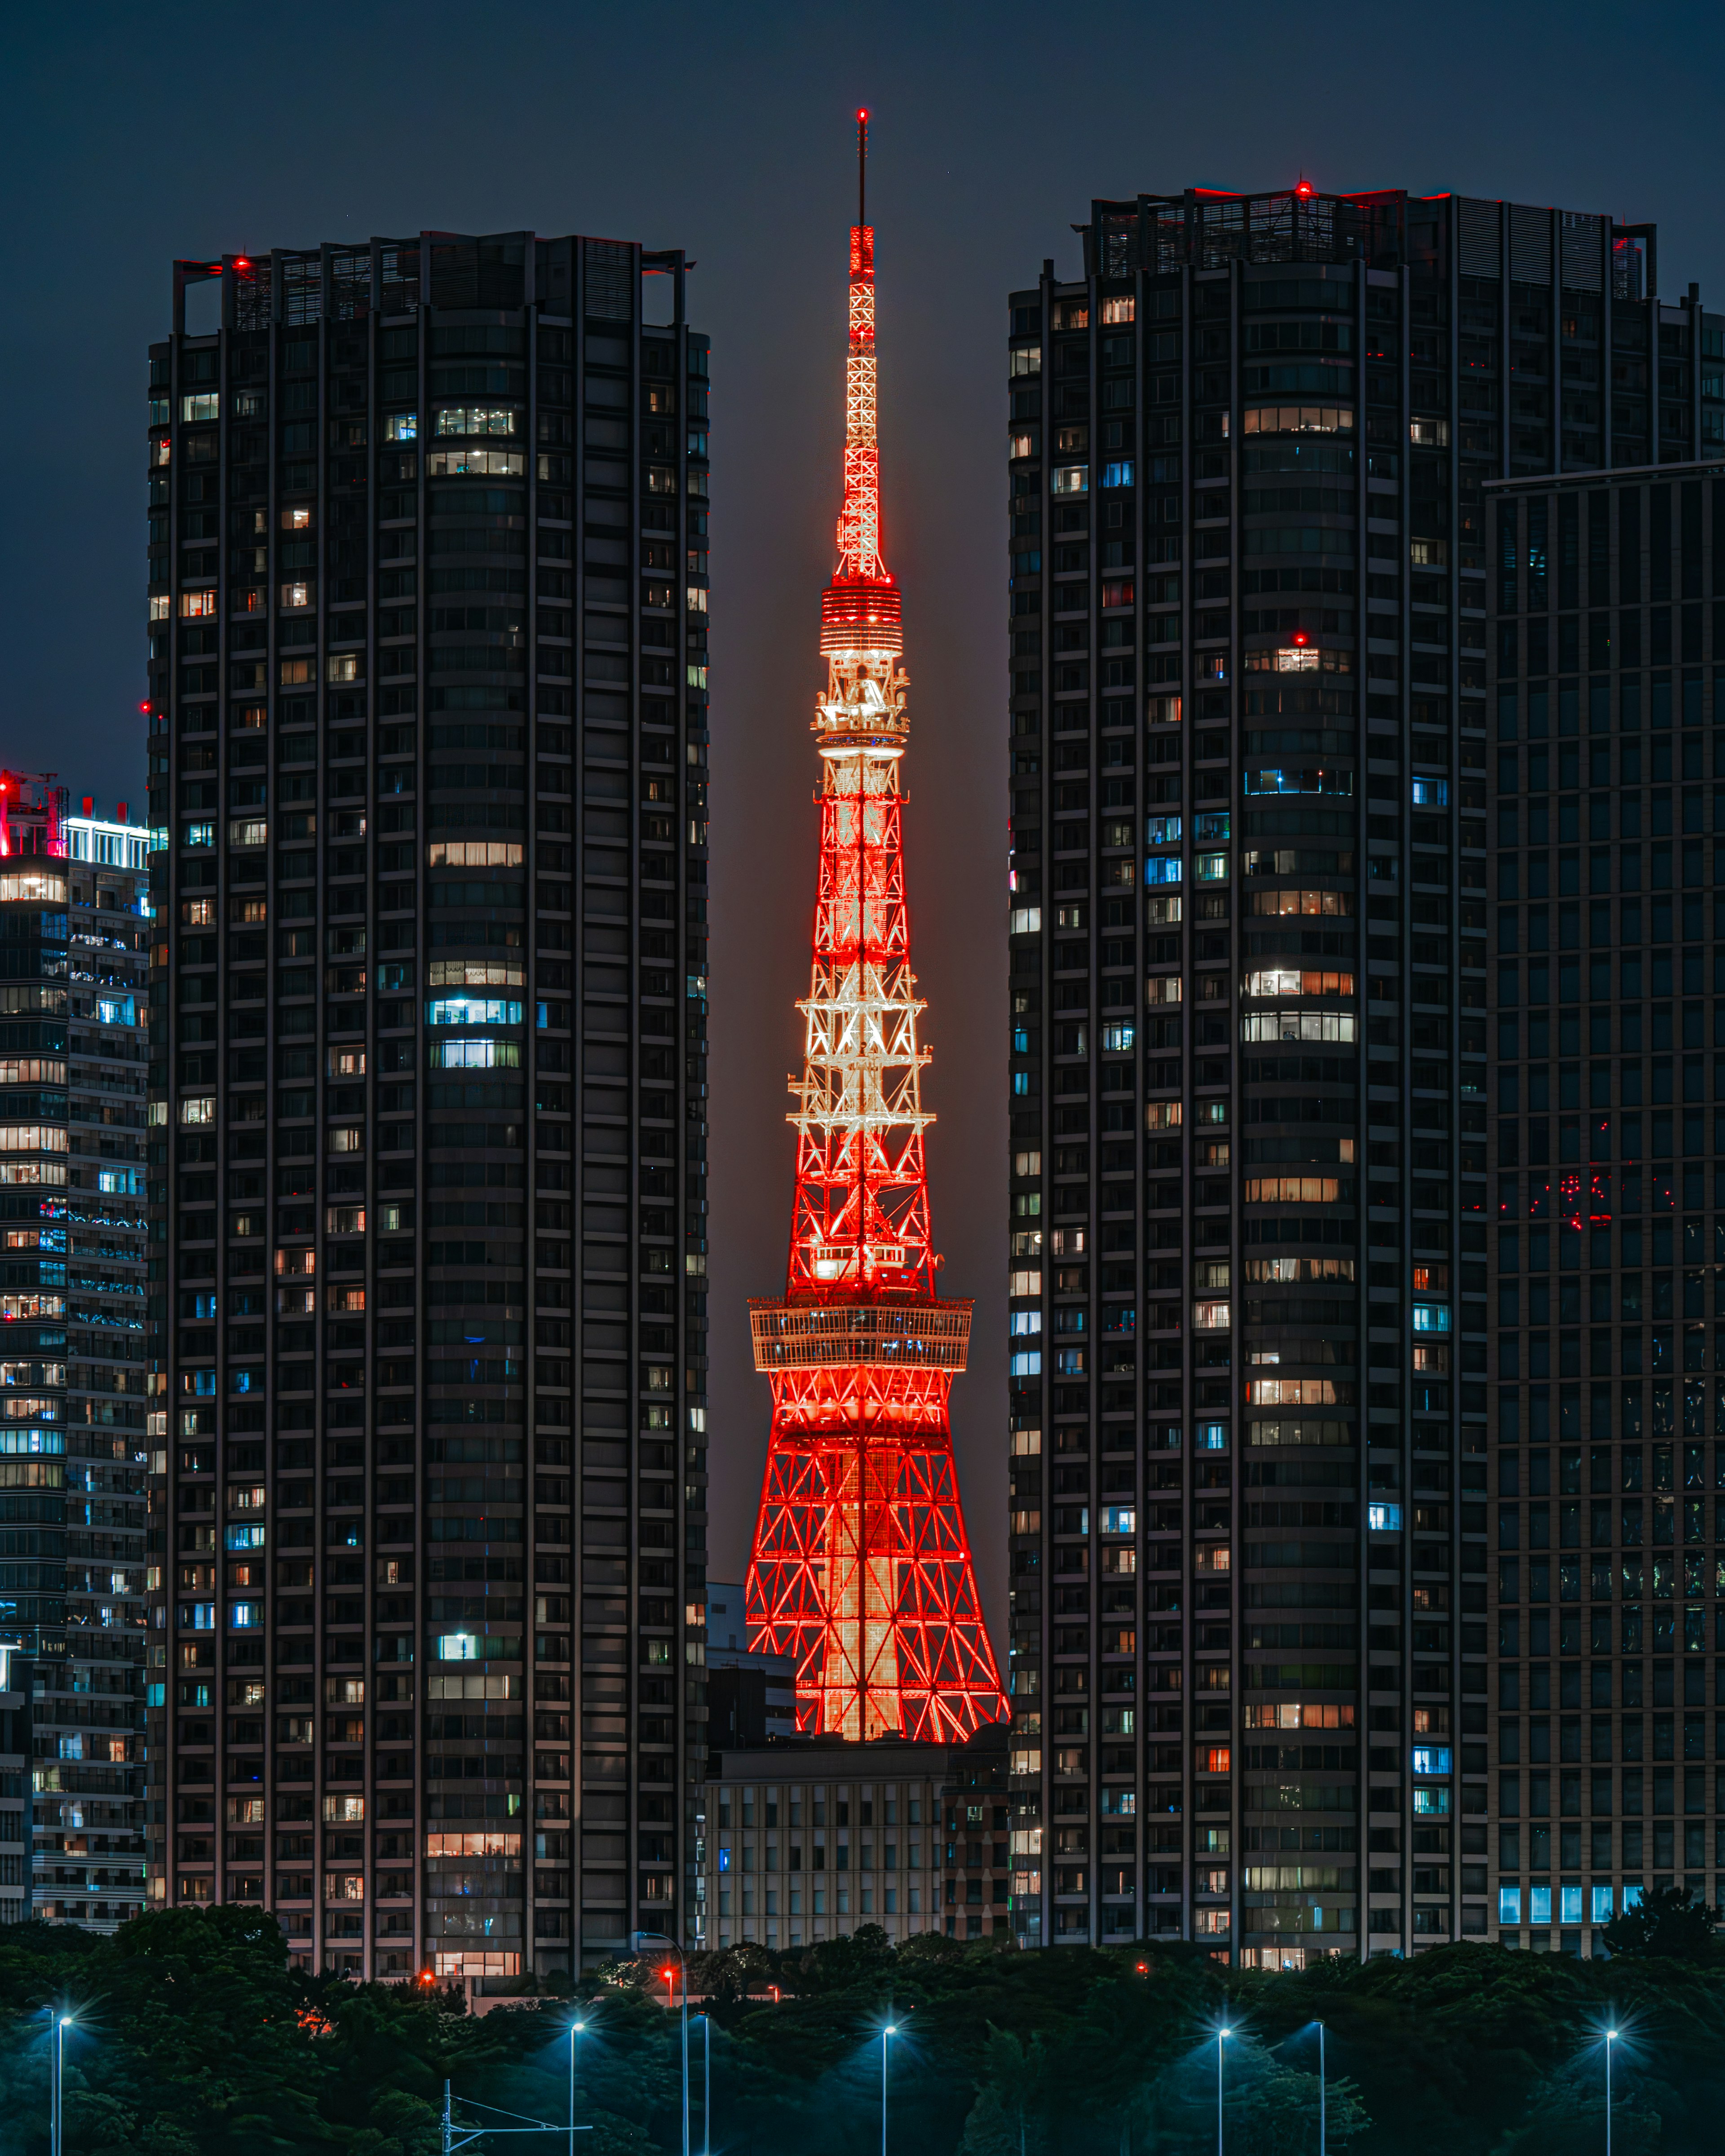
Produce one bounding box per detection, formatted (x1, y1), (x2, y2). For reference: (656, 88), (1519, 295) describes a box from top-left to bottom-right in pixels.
(744, 116), (1006, 1744)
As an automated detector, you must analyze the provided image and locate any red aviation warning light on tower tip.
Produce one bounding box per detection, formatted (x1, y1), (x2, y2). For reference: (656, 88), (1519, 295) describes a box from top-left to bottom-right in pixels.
(743, 115), (1008, 1745)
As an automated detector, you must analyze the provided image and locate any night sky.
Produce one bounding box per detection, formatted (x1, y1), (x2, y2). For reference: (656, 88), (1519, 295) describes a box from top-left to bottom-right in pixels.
(9, 0), (1725, 1636)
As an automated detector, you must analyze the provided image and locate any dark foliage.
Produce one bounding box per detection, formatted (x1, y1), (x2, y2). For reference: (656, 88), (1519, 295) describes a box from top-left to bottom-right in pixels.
(0, 1913), (1722, 2155)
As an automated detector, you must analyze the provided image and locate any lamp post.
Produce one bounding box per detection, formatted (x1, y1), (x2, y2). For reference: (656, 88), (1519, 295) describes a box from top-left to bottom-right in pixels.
(1606, 2028), (1617, 2156)
(634, 1934), (690, 2156)
(688, 2012), (711, 2156)
(1317, 2021), (1326, 2156)
(567, 2017), (586, 2156)
(882, 2023), (899, 2156)
(1216, 2027), (1231, 2156)
(45, 2010), (70, 2156)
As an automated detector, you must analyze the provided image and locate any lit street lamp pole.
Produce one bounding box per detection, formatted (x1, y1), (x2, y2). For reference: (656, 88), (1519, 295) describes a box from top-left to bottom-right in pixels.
(882, 2023), (899, 2156)
(1311, 2018), (1328, 2156)
(567, 2018), (586, 2156)
(696, 2013), (710, 2156)
(633, 1932), (690, 2156)
(1216, 2027), (1231, 2156)
(1606, 2028), (1617, 2156)
(45, 2010), (70, 2156)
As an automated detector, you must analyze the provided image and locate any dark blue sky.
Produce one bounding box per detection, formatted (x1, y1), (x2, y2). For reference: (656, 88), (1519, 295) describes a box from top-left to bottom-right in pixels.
(9, 0), (1724, 1623)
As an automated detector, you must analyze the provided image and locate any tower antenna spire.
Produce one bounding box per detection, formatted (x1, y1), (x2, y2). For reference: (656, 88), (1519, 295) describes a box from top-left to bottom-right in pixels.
(743, 115), (1006, 1745)
(858, 106), (867, 230)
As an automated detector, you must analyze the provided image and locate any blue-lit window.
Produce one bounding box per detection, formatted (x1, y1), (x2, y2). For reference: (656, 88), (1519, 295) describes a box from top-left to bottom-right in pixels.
(1411, 777), (1449, 807)
(1591, 1884), (1614, 1923)
(189, 1602), (216, 1630)
(1009, 1311), (1042, 1337)
(1102, 1024), (1135, 1052)
(1195, 853), (1229, 883)
(1009, 1350), (1041, 1377)
(1101, 1506), (1136, 1535)
(1195, 812), (1230, 842)
(1144, 857), (1183, 886)
(1102, 460), (1135, 488)
(426, 996), (524, 1027)
(1499, 1886), (1522, 1924)
(1561, 1884), (1583, 1926)
(1012, 1072), (1033, 1095)
(1411, 1785), (1450, 1815)
(1529, 1884), (1552, 1924)
(1623, 1883), (1643, 1910)
(230, 1601), (262, 1629)
(1369, 1502), (1402, 1531)
(185, 823), (214, 848)
(384, 411), (418, 442)
(718, 1848), (731, 1871)
(1013, 1027), (1033, 1054)
(1411, 1302), (1451, 1333)
(1146, 815), (1183, 846)
(225, 1525), (265, 1551)
(1198, 1423), (1229, 1451)
(1411, 1745), (1452, 1776)
(1243, 767), (1353, 797)
(1055, 1348), (1085, 1375)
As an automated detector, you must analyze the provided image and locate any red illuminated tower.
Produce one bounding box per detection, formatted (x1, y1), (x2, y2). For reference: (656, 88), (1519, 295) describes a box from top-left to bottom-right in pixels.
(744, 115), (1008, 1743)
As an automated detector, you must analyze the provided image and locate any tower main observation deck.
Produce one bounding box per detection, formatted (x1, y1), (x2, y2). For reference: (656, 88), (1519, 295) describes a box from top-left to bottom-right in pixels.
(743, 115), (1007, 1743)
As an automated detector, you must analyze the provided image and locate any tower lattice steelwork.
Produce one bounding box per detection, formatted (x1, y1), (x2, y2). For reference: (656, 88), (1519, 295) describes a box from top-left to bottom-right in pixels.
(744, 116), (1007, 1743)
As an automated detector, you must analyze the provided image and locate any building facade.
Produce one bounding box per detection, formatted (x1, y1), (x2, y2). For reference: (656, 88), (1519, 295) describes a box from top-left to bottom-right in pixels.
(0, 786), (151, 1931)
(1003, 187), (1725, 1960)
(43, 813), (151, 1928)
(705, 1580), (796, 1747)
(704, 1727), (1008, 1953)
(1486, 458), (1725, 1950)
(144, 231), (712, 1980)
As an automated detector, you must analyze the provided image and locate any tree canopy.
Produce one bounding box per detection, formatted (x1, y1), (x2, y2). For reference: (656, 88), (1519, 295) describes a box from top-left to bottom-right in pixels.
(0, 1912), (1722, 2155)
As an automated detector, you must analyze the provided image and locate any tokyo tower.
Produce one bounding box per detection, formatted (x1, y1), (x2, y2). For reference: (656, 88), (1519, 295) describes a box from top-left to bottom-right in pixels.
(743, 113), (1008, 1743)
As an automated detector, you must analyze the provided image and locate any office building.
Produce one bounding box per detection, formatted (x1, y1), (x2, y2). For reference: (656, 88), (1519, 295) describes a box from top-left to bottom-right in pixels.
(1486, 458), (1725, 1951)
(144, 231), (711, 1979)
(1002, 186), (1724, 1958)
(705, 1580), (796, 1749)
(704, 1725), (1008, 1952)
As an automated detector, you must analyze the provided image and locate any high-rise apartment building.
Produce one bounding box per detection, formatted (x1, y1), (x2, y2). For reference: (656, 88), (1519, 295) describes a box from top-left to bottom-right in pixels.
(1002, 187), (1724, 1960)
(1486, 457), (1725, 1952)
(145, 232), (712, 1981)
(45, 810), (151, 1928)
(0, 786), (151, 1931)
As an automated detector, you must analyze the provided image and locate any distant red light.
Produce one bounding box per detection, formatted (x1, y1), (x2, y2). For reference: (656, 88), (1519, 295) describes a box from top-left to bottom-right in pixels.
(1296, 181), (1314, 198)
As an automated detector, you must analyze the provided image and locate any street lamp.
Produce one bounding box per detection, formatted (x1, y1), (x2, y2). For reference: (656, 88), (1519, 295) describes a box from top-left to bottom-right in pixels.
(634, 1934), (690, 2156)
(1605, 2028), (1618, 2156)
(882, 2023), (899, 2156)
(693, 2013), (710, 2156)
(567, 2018), (587, 2156)
(1317, 2021), (1326, 2156)
(1216, 2027), (1232, 2156)
(44, 2010), (72, 2156)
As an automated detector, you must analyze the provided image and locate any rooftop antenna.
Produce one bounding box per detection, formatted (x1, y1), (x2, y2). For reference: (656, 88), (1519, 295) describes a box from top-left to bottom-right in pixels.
(858, 107), (867, 231)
